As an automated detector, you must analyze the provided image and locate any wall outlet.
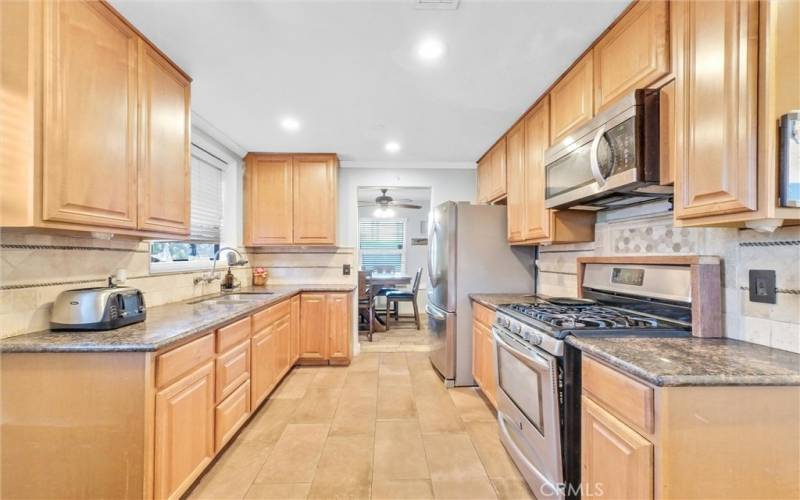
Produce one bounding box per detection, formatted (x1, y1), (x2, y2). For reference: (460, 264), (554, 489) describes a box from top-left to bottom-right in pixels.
(343, 264), (351, 276)
(748, 270), (776, 304)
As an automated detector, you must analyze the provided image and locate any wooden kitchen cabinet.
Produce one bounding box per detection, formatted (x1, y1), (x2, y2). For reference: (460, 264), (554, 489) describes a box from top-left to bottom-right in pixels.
(471, 302), (497, 407)
(290, 295), (301, 364)
(0, 0), (192, 238)
(593, 0), (669, 113)
(505, 121), (526, 242)
(137, 41), (191, 235)
(581, 355), (800, 499)
(274, 314), (292, 379)
(581, 396), (653, 500)
(244, 153), (338, 246)
(672, 0), (759, 221)
(41, 0), (139, 230)
(549, 52), (594, 146)
(477, 139), (507, 204)
(299, 292), (352, 365)
(154, 360), (215, 500)
(215, 379), (251, 452)
(251, 322), (278, 408)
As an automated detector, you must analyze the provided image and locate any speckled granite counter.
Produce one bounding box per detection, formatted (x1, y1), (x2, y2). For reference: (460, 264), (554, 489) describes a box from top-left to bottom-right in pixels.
(0, 284), (355, 353)
(469, 293), (542, 310)
(567, 336), (800, 387)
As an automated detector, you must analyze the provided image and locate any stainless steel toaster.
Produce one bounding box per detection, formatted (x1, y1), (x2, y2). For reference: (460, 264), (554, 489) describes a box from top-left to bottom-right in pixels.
(50, 285), (146, 331)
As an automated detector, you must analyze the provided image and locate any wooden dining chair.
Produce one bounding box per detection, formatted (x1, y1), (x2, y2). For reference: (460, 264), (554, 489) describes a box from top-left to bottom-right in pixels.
(357, 271), (374, 341)
(384, 267), (423, 329)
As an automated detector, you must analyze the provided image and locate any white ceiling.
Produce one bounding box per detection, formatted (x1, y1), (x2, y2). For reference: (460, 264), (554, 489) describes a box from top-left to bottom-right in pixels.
(112, 0), (629, 163)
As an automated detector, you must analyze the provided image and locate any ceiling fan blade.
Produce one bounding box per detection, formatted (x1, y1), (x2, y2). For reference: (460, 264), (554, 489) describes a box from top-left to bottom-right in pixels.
(389, 203), (422, 209)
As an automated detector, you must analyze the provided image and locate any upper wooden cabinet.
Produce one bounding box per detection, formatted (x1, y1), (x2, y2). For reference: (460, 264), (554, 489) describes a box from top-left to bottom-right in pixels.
(137, 42), (191, 235)
(41, 0), (140, 230)
(0, 0), (191, 238)
(505, 97), (596, 245)
(244, 153), (338, 246)
(593, 0), (669, 113)
(549, 53), (594, 146)
(672, 0), (759, 221)
(477, 139), (507, 203)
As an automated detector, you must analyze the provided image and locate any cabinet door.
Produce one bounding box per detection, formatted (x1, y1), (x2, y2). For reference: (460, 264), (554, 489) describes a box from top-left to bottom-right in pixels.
(327, 293), (350, 363)
(505, 123), (525, 242)
(582, 396), (653, 500)
(290, 295), (301, 364)
(275, 315), (291, 377)
(251, 325), (277, 408)
(471, 321), (484, 387)
(299, 293), (328, 361)
(477, 157), (490, 203)
(522, 98), (551, 241)
(215, 379), (251, 452)
(244, 155), (293, 245)
(137, 42), (191, 235)
(593, 0), (669, 113)
(41, 1), (138, 229)
(549, 53), (593, 146)
(154, 361), (215, 500)
(673, 0), (758, 220)
(482, 325), (497, 407)
(292, 155), (337, 245)
(489, 138), (507, 201)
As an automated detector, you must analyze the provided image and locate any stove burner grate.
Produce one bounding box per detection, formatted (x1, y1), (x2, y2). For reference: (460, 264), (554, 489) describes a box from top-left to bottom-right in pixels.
(508, 303), (664, 330)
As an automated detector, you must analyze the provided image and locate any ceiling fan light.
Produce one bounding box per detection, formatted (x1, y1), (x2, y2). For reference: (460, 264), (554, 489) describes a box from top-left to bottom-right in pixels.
(373, 207), (395, 218)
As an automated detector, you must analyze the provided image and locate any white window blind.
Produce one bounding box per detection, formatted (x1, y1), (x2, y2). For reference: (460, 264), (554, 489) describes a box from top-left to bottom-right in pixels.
(359, 218), (406, 273)
(190, 151), (223, 241)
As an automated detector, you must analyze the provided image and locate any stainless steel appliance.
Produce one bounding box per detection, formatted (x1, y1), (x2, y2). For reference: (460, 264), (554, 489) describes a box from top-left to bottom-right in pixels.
(779, 110), (800, 207)
(493, 263), (695, 499)
(51, 283), (146, 331)
(544, 89), (671, 210)
(426, 201), (534, 386)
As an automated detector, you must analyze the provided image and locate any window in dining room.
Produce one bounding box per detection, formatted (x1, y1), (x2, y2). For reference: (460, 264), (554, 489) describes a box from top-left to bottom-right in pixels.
(358, 218), (406, 273)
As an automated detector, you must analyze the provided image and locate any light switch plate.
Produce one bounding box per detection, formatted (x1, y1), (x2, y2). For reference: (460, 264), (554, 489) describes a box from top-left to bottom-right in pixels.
(748, 270), (776, 304)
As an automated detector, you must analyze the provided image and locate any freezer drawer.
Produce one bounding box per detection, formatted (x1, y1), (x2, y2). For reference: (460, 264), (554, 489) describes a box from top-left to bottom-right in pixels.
(426, 303), (456, 383)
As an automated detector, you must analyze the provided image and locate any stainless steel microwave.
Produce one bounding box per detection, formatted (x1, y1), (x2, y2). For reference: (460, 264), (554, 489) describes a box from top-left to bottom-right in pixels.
(544, 89), (672, 210)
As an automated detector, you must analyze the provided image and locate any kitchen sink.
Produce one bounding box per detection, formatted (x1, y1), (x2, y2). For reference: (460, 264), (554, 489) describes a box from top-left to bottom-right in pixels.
(187, 292), (273, 305)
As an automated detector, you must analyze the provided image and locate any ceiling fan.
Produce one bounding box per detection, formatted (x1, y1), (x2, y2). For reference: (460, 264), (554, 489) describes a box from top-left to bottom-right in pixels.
(358, 189), (422, 209)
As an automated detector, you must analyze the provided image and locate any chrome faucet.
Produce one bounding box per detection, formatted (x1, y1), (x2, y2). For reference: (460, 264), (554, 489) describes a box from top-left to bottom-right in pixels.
(193, 247), (248, 286)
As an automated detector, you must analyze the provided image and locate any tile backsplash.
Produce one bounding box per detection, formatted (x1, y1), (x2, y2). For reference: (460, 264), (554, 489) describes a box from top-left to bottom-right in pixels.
(537, 207), (800, 354)
(0, 230), (355, 339)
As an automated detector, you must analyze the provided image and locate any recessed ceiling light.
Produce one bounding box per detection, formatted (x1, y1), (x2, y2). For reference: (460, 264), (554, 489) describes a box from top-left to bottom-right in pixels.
(417, 37), (446, 61)
(280, 117), (300, 132)
(385, 141), (401, 153)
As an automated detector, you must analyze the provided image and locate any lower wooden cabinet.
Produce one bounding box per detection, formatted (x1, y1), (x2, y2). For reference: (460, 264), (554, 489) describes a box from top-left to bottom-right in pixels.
(154, 361), (215, 500)
(290, 295), (301, 364)
(581, 396), (653, 500)
(251, 322), (278, 409)
(215, 380), (251, 452)
(299, 292), (352, 364)
(471, 302), (497, 407)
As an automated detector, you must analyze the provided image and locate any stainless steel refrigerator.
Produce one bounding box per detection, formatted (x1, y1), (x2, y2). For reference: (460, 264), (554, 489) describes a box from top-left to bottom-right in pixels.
(426, 201), (534, 386)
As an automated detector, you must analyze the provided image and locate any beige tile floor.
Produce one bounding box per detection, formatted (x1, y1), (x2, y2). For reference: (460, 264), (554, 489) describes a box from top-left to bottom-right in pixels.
(359, 314), (438, 353)
(188, 352), (535, 500)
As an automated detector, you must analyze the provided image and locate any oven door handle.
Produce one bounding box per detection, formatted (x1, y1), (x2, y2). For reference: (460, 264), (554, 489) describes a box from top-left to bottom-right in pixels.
(589, 124), (607, 187)
(493, 327), (551, 372)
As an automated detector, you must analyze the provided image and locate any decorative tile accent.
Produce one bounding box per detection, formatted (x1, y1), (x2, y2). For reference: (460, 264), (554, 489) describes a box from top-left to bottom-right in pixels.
(611, 223), (697, 254)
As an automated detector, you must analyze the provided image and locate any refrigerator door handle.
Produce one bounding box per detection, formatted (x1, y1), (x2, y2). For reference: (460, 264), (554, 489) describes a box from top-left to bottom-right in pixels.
(425, 303), (447, 320)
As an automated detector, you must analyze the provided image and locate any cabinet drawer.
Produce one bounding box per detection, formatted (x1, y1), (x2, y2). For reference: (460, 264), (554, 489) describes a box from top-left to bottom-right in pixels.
(253, 299), (291, 332)
(216, 340), (251, 402)
(157, 334), (215, 389)
(215, 379), (251, 452)
(582, 356), (654, 433)
(472, 302), (495, 328)
(216, 316), (252, 353)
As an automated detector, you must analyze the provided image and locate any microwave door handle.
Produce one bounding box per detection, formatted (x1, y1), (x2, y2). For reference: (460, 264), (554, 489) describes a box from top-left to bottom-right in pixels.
(589, 124), (607, 187)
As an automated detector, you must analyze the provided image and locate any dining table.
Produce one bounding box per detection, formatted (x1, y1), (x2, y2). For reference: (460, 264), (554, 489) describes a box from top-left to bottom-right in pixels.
(366, 272), (412, 332)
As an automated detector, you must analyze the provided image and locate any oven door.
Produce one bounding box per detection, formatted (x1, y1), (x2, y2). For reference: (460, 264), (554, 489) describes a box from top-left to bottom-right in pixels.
(493, 326), (564, 499)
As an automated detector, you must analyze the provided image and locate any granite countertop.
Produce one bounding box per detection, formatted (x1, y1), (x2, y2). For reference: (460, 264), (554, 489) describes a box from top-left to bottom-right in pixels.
(567, 336), (800, 387)
(0, 284), (356, 354)
(469, 293), (542, 310)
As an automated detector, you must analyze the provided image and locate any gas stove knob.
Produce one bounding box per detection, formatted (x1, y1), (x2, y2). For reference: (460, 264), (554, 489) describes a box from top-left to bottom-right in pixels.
(499, 317), (510, 328)
(528, 333), (543, 346)
(510, 323), (521, 334)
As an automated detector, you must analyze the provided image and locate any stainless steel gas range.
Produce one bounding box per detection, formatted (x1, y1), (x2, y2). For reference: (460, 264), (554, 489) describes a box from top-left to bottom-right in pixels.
(492, 263), (697, 499)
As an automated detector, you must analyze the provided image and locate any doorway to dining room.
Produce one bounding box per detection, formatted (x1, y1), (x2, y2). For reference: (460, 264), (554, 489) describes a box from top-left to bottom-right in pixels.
(356, 186), (434, 352)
